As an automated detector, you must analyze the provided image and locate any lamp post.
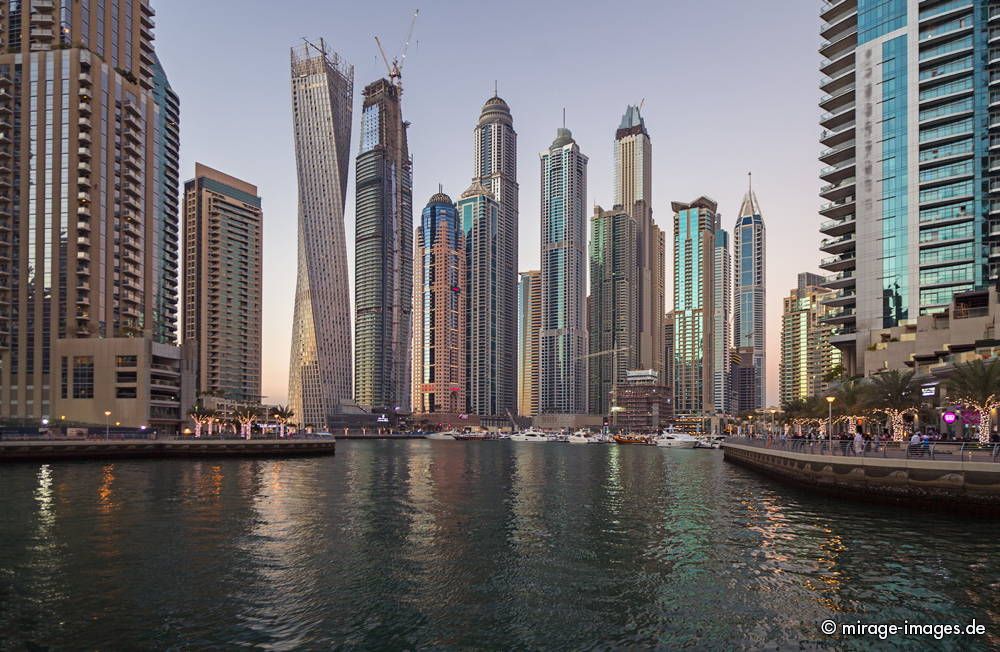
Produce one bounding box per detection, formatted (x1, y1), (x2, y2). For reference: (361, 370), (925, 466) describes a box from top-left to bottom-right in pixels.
(104, 410), (111, 440)
(748, 414), (754, 438)
(825, 396), (836, 450)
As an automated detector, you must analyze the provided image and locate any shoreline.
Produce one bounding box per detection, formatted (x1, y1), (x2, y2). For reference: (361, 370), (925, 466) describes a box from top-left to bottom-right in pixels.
(0, 438), (336, 462)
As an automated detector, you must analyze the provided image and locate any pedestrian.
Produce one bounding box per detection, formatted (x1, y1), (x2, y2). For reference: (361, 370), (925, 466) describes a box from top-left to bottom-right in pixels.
(910, 431), (922, 456)
(853, 429), (864, 456)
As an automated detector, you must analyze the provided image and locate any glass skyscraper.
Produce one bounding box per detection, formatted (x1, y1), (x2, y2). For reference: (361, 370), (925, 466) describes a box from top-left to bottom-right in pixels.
(354, 77), (413, 414)
(412, 191), (465, 415)
(539, 127), (588, 414)
(818, 0), (999, 374)
(672, 197), (720, 417)
(465, 95), (518, 418)
(288, 40), (354, 429)
(733, 180), (765, 412)
(517, 269), (541, 417)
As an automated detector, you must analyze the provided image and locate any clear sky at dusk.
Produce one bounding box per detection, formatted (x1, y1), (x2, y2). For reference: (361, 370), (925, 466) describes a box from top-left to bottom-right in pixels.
(155, 0), (824, 407)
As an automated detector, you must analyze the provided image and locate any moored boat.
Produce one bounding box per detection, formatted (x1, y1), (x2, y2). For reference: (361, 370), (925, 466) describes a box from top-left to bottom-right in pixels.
(426, 430), (460, 441)
(654, 432), (699, 448)
(567, 430), (591, 444)
(613, 433), (651, 445)
(511, 427), (549, 442)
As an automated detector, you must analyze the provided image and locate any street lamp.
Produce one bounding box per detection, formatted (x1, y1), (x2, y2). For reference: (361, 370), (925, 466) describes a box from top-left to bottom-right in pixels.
(825, 396), (836, 449)
(104, 410), (111, 440)
(748, 414), (754, 437)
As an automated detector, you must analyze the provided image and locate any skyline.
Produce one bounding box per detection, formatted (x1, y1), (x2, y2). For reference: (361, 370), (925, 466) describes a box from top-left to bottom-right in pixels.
(155, 0), (822, 407)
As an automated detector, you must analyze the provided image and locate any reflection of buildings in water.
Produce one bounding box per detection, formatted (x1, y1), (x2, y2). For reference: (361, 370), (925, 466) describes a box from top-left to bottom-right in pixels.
(98, 464), (116, 513)
(34, 464), (55, 535)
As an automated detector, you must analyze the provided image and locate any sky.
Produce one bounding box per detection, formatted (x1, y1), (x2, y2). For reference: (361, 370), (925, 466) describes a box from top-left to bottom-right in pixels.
(155, 0), (825, 407)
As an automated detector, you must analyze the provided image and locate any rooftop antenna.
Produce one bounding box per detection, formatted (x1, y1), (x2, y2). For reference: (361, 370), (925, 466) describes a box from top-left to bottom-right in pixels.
(438, 182), (443, 194)
(748, 170), (752, 193)
(638, 97), (645, 112)
(562, 107), (566, 128)
(494, 80), (498, 97)
(374, 8), (419, 91)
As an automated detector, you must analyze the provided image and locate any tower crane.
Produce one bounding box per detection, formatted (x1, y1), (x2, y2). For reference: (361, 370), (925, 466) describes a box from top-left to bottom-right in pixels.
(374, 9), (419, 91)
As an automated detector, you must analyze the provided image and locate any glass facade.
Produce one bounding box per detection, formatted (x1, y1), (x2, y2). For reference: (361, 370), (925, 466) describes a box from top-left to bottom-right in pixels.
(879, 36), (909, 327)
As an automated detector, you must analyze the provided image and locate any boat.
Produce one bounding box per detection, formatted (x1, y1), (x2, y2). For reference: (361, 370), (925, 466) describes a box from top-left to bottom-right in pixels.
(567, 430), (591, 444)
(613, 433), (651, 445)
(426, 430), (460, 441)
(454, 431), (491, 441)
(695, 435), (725, 449)
(511, 427), (549, 442)
(654, 432), (699, 448)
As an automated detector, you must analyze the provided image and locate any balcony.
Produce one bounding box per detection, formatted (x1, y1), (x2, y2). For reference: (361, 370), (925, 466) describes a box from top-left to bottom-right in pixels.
(820, 214), (856, 237)
(824, 271), (856, 290)
(820, 103), (856, 130)
(819, 139), (856, 165)
(822, 289), (857, 308)
(822, 307), (857, 324)
(820, 158), (856, 184)
(820, 233), (856, 255)
(820, 252), (857, 272)
(820, 196), (856, 219)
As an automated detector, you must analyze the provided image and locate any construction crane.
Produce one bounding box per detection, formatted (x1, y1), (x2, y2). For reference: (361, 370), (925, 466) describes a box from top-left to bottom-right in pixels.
(578, 346), (630, 427)
(374, 9), (419, 91)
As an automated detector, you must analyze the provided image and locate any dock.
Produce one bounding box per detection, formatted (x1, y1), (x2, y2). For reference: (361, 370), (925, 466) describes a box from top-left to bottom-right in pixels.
(723, 438), (1000, 514)
(0, 437), (336, 462)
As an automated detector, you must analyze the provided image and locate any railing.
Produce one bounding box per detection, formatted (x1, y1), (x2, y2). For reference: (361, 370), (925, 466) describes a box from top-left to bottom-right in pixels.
(726, 436), (1000, 463)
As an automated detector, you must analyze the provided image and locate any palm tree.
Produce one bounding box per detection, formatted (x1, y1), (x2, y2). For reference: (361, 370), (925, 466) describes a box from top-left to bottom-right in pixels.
(271, 404), (294, 438)
(232, 406), (259, 440)
(867, 370), (919, 441)
(188, 404), (210, 438)
(833, 378), (870, 437)
(945, 359), (1000, 444)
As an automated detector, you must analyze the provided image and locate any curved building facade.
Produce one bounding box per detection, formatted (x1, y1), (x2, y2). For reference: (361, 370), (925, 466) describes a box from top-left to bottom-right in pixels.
(287, 41), (354, 429)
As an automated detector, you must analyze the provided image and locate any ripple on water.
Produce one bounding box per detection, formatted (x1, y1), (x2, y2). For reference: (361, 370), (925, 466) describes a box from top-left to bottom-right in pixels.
(0, 443), (998, 650)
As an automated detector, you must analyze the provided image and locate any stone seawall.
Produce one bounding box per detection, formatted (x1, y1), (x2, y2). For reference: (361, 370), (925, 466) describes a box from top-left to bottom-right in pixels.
(0, 438), (336, 462)
(723, 442), (1000, 514)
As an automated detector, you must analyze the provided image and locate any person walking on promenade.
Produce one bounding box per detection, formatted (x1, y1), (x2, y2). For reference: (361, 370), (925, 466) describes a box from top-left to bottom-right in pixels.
(853, 429), (864, 456)
(909, 431), (922, 457)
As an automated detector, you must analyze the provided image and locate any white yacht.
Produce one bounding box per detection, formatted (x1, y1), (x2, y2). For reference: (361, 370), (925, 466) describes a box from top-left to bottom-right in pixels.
(426, 430), (459, 441)
(654, 431), (699, 449)
(567, 430), (591, 444)
(511, 427), (549, 442)
(696, 435), (725, 449)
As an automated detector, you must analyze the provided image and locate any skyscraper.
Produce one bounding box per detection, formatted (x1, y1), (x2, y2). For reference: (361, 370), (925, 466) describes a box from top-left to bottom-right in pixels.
(413, 191), (465, 415)
(151, 54), (180, 346)
(733, 177), (765, 412)
(539, 126), (588, 414)
(288, 41), (354, 429)
(354, 77), (413, 413)
(712, 221), (732, 415)
(672, 197), (719, 417)
(614, 105), (665, 376)
(183, 164), (263, 404)
(459, 181), (506, 417)
(663, 311), (675, 402)
(517, 270), (541, 417)
(818, 1), (999, 375)
(0, 1), (195, 430)
(780, 273), (842, 405)
(588, 205), (640, 415)
(465, 95), (518, 417)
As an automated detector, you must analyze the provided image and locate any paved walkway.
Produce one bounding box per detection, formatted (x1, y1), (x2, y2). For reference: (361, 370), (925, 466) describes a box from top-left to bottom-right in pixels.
(728, 436), (1000, 463)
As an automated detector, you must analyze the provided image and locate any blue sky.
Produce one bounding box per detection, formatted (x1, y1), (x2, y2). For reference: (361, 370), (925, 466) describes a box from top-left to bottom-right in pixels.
(156, 0), (824, 406)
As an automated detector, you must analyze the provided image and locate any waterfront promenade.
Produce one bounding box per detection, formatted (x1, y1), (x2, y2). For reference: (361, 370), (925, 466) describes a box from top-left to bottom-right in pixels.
(0, 436), (336, 462)
(724, 437), (1000, 513)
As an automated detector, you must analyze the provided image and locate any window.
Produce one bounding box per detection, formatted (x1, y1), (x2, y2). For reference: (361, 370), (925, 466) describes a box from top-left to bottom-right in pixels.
(116, 355), (137, 367)
(72, 357), (94, 399)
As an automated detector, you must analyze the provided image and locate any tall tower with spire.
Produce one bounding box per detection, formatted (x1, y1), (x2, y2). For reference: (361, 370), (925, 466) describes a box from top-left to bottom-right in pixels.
(540, 124), (588, 414)
(733, 173), (766, 412)
(463, 93), (518, 417)
(614, 105), (664, 378)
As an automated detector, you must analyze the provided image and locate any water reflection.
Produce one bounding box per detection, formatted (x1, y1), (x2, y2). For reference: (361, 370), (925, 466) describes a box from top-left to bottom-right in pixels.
(1, 443), (998, 650)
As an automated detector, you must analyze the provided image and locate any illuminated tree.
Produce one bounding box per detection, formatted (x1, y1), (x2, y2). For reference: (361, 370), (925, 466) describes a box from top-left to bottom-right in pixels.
(867, 370), (919, 441)
(945, 359), (1000, 444)
(271, 404), (295, 438)
(187, 404), (210, 438)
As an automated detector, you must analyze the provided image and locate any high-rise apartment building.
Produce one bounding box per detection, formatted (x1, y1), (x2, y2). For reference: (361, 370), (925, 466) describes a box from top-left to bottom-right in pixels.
(818, 0), (1000, 375)
(588, 205), (640, 415)
(465, 95), (518, 417)
(287, 41), (354, 429)
(733, 178), (765, 411)
(0, 1), (196, 430)
(517, 270), (541, 417)
(663, 311), (675, 401)
(539, 126), (588, 414)
(614, 105), (665, 376)
(672, 197), (720, 417)
(183, 164), (262, 403)
(780, 272), (843, 405)
(712, 221), (732, 415)
(354, 77), (413, 413)
(151, 54), (180, 346)
(412, 191), (465, 415)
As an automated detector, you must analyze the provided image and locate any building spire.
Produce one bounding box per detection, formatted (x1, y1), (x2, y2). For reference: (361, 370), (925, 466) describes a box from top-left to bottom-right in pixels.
(739, 171), (762, 217)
